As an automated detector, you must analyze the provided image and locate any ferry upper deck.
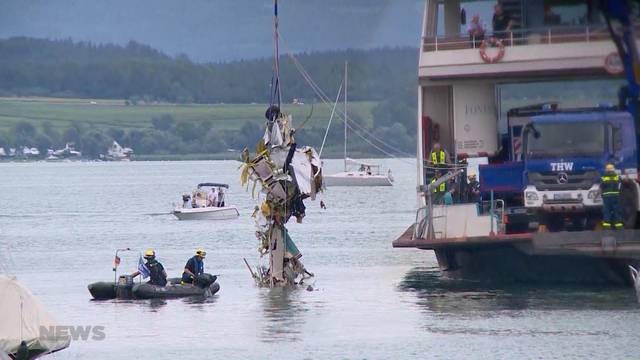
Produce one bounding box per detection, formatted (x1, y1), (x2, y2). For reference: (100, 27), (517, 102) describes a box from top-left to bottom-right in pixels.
(420, 0), (632, 82)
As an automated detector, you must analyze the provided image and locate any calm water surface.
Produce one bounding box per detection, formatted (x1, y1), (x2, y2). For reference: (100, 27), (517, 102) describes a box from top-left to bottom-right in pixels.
(1, 159), (639, 359)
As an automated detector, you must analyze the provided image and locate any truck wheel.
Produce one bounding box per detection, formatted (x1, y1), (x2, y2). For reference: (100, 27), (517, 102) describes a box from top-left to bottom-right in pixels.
(621, 181), (638, 229)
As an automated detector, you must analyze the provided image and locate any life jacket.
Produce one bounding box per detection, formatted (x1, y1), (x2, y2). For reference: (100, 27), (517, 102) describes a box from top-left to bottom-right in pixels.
(431, 178), (446, 193)
(600, 171), (621, 197)
(431, 150), (446, 165)
(147, 260), (167, 286)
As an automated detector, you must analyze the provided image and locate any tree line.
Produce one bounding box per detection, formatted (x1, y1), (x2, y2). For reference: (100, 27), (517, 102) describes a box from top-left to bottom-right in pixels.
(0, 37), (417, 105)
(0, 37), (418, 157)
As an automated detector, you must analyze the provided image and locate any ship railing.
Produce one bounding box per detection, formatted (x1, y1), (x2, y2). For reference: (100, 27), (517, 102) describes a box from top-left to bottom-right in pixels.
(479, 197), (506, 235)
(412, 169), (462, 241)
(413, 188), (506, 242)
(421, 24), (630, 52)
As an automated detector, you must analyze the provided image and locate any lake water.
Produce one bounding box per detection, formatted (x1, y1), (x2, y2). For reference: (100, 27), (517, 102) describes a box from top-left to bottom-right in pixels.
(1, 159), (639, 359)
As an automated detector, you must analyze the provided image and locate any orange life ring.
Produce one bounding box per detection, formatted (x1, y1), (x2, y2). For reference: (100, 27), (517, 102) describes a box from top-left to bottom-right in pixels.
(479, 38), (505, 64)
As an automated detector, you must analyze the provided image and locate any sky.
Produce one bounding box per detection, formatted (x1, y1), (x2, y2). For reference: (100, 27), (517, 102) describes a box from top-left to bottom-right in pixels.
(0, 0), (425, 62)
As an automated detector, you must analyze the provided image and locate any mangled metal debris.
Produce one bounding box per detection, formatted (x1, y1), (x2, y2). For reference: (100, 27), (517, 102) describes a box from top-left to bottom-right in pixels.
(241, 105), (322, 288)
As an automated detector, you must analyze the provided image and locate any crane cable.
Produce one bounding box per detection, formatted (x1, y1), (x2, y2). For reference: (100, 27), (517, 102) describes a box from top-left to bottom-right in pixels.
(280, 36), (415, 161)
(319, 80), (343, 158)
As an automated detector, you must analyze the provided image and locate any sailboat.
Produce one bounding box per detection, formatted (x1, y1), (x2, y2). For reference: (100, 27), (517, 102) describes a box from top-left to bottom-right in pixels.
(323, 63), (394, 187)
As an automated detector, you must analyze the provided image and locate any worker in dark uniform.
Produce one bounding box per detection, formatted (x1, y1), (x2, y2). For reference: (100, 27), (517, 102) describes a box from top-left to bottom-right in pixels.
(182, 248), (206, 284)
(131, 249), (168, 286)
(430, 171), (447, 205)
(467, 174), (481, 203)
(600, 163), (624, 230)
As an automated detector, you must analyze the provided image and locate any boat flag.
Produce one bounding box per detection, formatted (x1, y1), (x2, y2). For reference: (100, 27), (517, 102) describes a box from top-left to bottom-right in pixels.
(137, 256), (150, 279)
(113, 255), (121, 269)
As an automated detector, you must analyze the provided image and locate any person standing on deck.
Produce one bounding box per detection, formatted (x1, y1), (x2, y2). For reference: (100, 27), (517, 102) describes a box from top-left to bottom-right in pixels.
(600, 164), (624, 230)
(217, 187), (226, 207)
(467, 174), (481, 204)
(208, 187), (218, 207)
(429, 143), (449, 169)
(430, 171), (447, 205)
(492, 4), (513, 40)
(467, 14), (486, 47)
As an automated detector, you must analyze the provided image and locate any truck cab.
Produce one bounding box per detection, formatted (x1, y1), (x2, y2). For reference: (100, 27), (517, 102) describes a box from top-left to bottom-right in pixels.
(520, 109), (638, 229)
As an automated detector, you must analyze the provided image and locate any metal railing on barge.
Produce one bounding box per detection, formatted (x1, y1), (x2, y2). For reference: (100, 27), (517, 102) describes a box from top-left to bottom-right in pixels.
(413, 171), (505, 242)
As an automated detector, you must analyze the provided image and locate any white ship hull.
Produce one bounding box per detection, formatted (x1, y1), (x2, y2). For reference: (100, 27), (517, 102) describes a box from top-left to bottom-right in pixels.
(324, 171), (393, 187)
(173, 206), (240, 220)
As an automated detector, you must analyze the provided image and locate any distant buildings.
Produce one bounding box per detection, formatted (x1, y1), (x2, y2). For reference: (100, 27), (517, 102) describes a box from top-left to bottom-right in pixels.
(0, 141), (134, 161)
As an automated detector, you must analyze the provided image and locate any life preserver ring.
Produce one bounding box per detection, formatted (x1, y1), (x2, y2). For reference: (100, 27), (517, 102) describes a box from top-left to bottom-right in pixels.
(479, 38), (505, 64)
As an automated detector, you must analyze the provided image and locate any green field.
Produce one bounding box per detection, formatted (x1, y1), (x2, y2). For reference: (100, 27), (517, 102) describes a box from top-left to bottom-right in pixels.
(0, 97), (378, 132)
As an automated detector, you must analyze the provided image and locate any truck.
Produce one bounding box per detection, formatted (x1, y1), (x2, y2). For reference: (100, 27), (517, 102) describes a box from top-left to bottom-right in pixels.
(480, 105), (639, 232)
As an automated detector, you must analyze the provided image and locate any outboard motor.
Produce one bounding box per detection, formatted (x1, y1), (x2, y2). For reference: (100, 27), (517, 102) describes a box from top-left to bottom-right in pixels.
(116, 274), (134, 299)
(194, 273), (217, 289)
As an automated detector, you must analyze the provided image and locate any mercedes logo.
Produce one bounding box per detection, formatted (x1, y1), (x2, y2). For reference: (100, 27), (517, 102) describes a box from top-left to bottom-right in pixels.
(557, 172), (569, 184)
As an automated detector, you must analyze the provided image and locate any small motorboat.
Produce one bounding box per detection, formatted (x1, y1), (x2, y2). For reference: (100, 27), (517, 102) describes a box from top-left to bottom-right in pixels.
(88, 248), (220, 300)
(133, 276), (220, 299)
(173, 182), (240, 220)
(88, 275), (220, 300)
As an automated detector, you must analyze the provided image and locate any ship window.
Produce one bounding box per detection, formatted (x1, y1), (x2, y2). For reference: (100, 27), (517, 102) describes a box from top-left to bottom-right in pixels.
(543, 0), (589, 26)
(435, 0), (497, 36)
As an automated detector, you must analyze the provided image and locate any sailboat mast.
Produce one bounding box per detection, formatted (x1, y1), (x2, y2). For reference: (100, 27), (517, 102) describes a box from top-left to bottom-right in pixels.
(344, 61), (348, 172)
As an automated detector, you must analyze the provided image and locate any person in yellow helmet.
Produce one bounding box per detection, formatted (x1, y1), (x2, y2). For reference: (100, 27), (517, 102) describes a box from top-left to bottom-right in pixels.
(600, 163), (624, 230)
(182, 248), (206, 284)
(131, 249), (167, 286)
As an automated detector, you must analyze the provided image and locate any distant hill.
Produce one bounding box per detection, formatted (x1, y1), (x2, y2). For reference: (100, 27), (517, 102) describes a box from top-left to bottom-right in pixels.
(0, 37), (418, 104)
(0, 37), (418, 158)
(0, 0), (424, 62)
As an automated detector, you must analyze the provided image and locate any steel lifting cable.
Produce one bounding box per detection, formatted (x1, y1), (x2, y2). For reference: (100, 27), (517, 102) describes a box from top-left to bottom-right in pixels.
(280, 36), (415, 161)
(289, 55), (415, 163)
(319, 80), (344, 158)
(289, 53), (413, 159)
(287, 54), (404, 159)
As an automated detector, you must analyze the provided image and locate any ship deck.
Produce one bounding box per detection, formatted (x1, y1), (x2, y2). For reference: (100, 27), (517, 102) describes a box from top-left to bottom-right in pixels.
(393, 225), (640, 260)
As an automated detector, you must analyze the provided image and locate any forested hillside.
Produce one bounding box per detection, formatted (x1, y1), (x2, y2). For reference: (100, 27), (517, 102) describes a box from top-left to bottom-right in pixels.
(0, 38), (418, 158)
(0, 37), (417, 104)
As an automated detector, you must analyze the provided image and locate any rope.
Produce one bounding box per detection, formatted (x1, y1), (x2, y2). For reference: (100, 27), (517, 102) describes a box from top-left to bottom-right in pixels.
(319, 80), (343, 158)
(289, 53), (414, 162)
(295, 103), (315, 132)
(280, 35), (415, 162)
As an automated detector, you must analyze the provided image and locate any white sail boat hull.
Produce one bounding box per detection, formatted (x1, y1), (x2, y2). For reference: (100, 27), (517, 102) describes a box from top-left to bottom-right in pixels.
(324, 171), (393, 187)
(173, 206), (240, 220)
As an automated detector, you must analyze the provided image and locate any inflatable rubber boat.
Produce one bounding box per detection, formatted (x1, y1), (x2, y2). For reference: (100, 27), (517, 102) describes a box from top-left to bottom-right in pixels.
(133, 280), (220, 299)
(88, 274), (220, 300)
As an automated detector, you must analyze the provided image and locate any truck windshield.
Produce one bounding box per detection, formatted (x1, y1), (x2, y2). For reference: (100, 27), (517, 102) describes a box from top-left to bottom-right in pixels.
(525, 122), (606, 159)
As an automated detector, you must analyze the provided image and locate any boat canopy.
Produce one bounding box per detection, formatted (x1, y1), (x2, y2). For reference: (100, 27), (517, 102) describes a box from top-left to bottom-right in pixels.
(346, 158), (380, 168)
(197, 183), (229, 189)
(0, 276), (70, 357)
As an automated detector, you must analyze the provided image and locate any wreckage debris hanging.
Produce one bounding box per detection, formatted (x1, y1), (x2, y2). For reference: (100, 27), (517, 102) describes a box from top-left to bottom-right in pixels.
(240, 0), (322, 288)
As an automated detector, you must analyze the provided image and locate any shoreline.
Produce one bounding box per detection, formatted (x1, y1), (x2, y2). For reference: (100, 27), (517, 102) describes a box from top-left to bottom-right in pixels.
(0, 151), (413, 162)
